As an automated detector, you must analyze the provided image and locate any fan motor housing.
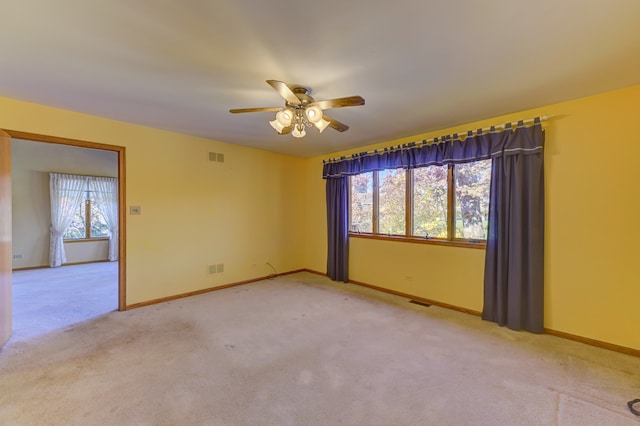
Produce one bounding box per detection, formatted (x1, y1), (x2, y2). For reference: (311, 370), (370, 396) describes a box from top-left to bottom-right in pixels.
(289, 85), (314, 106)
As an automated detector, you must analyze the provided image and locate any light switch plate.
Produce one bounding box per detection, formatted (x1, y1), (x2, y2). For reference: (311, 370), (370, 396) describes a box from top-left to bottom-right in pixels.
(130, 205), (142, 215)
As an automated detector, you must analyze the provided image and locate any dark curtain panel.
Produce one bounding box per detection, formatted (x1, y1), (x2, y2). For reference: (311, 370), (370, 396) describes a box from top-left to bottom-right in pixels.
(482, 126), (545, 333)
(326, 176), (349, 282)
(323, 118), (545, 324)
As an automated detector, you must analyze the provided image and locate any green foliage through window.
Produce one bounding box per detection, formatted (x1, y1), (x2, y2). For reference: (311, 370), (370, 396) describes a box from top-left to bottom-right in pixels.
(63, 192), (110, 240)
(349, 160), (491, 242)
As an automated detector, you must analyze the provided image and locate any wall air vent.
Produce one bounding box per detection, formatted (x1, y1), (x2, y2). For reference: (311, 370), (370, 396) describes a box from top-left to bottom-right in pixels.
(208, 263), (224, 275)
(209, 152), (225, 163)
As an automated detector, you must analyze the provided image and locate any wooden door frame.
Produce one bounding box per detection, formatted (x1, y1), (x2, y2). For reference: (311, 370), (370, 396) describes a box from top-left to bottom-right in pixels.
(0, 130), (12, 346)
(3, 129), (127, 311)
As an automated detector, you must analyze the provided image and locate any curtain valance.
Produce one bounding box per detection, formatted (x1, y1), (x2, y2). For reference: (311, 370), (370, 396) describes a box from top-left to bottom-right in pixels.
(323, 118), (543, 179)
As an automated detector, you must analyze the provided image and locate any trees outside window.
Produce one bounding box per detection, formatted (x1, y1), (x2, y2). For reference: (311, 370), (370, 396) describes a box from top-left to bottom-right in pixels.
(63, 192), (110, 240)
(379, 169), (406, 235)
(350, 172), (373, 233)
(413, 165), (448, 238)
(349, 160), (491, 243)
(454, 160), (491, 240)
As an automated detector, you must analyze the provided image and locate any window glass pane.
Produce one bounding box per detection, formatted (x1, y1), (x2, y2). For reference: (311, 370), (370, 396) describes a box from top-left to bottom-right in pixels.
(379, 168), (406, 235)
(89, 195), (110, 238)
(454, 160), (491, 240)
(63, 201), (86, 240)
(350, 172), (373, 233)
(412, 166), (448, 238)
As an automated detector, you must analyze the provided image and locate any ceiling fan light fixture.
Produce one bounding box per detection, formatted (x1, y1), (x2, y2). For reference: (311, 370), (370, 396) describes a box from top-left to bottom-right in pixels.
(314, 117), (330, 133)
(305, 105), (323, 123)
(269, 118), (286, 133)
(291, 125), (306, 138)
(276, 109), (293, 126)
(231, 80), (364, 138)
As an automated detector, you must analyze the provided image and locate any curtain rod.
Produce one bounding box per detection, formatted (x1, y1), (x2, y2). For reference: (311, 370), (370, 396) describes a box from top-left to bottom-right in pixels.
(49, 172), (117, 179)
(323, 115), (552, 163)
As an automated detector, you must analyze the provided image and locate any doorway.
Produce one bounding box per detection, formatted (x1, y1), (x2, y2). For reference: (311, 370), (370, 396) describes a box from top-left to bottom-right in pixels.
(1, 130), (126, 346)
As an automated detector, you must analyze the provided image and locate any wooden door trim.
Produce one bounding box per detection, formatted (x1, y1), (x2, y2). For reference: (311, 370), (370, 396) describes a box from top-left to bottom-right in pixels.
(3, 129), (127, 311)
(0, 130), (12, 345)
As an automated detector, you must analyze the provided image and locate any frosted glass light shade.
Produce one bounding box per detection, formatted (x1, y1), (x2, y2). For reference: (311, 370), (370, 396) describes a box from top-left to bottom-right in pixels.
(305, 105), (323, 123)
(276, 109), (293, 126)
(270, 119), (285, 133)
(291, 126), (306, 138)
(314, 118), (330, 133)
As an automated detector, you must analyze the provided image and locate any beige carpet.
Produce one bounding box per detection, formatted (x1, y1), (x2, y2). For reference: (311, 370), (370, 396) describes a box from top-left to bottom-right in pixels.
(10, 262), (118, 343)
(1, 272), (639, 425)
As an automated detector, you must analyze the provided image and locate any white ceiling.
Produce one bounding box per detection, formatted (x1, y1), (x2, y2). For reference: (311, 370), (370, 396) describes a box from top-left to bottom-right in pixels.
(1, 1), (639, 158)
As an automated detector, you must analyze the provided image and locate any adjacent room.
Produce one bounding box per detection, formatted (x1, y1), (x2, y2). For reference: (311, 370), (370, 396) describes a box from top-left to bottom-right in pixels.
(1, 1), (639, 424)
(10, 139), (120, 341)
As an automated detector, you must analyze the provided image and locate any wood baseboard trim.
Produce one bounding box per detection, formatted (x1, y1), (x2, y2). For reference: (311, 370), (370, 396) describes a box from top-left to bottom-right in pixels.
(301, 269), (327, 277)
(544, 328), (640, 358)
(12, 265), (49, 271)
(348, 278), (482, 316)
(302, 269), (481, 315)
(12, 259), (110, 271)
(303, 269), (639, 357)
(125, 269), (307, 310)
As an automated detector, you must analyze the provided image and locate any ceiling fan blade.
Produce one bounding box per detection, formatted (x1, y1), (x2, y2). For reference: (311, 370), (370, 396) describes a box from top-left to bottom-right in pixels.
(266, 80), (301, 105)
(229, 107), (282, 113)
(323, 114), (349, 132)
(310, 96), (365, 110)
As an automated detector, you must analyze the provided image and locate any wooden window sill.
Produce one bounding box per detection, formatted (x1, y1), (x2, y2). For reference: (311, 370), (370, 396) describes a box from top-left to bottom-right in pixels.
(63, 238), (110, 243)
(349, 233), (486, 249)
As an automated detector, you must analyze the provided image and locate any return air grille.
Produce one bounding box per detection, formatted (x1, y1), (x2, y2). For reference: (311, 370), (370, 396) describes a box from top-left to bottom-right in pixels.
(209, 152), (225, 163)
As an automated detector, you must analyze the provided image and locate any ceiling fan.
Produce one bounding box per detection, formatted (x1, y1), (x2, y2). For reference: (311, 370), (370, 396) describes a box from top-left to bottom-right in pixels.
(229, 80), (365, 138)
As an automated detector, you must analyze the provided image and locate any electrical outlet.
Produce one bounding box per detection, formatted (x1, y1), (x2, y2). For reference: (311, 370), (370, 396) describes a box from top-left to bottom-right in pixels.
(13, 254), (22, 259)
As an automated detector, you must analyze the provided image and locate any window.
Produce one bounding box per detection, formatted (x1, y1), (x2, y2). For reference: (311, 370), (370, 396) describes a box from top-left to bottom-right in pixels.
(63, 190), (110, 240)
(379, 168), (406, 235)
(349, 160), (491, 244)
(350, 172), (373, 233)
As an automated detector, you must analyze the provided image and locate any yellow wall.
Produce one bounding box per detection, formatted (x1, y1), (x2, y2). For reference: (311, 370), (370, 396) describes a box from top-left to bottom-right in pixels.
(0, 96), (306, 305)
(303, 85), (640, 351)
(2, 84), (639, 351)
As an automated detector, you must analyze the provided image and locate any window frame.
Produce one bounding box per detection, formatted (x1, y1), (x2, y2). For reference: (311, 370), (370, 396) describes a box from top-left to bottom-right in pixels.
(349, 164), (488, 249)
(63, 190), (110, 243)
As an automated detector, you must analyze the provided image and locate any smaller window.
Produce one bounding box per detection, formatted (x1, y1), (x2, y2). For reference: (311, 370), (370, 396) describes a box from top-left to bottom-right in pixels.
(453, 160), (491, 240)
(412, 165), (448, 239)
(350, 172), (374, 233)
(378, 168), (406, 235)
(63, 191), (110, 240)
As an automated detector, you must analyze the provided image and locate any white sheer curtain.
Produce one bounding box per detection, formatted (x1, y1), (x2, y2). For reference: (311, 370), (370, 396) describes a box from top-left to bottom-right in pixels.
(49, 173), (88, 267)
(89, 177), (119, 261)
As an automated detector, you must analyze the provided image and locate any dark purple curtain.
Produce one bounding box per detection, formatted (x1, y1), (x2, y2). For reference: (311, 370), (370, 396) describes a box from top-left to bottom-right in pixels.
(326, 176), (349, 282)
(323, 119), (545, 326)
(482, 126), (545, 333)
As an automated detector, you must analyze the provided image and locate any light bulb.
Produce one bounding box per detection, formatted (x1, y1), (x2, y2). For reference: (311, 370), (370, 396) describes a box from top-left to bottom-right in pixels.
(276, 109), (293, 126)
(305, 105), (323, 123)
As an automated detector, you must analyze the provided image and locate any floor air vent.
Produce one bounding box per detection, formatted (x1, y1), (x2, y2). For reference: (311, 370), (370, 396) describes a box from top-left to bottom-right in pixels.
(409, 300), (431, 308)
